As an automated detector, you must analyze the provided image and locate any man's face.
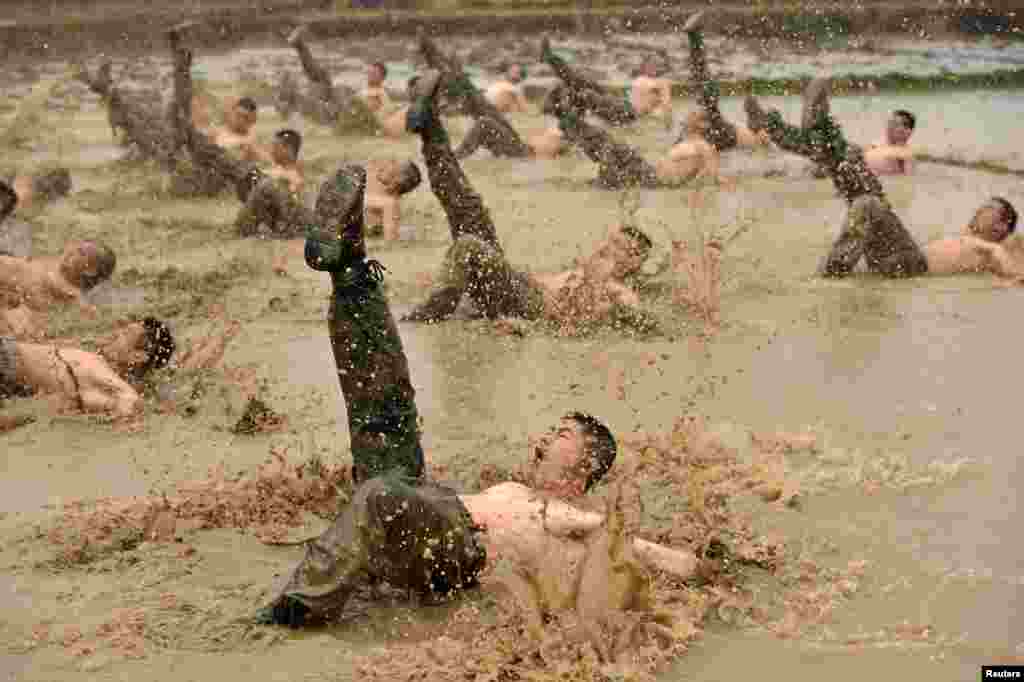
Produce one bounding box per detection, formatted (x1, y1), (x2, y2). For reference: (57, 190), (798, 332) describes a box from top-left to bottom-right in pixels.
(101, 321), (148, 373)
(61, 241), (103, 284)
(527, 418), (588, 494)
(507, 64), (523, 84)
(271, 140), (293, 166)
(228, 104), (257, 134)
(967, 201), (1012, 243)
(367, 64), (385, 87)
(886, 114), (913, 145)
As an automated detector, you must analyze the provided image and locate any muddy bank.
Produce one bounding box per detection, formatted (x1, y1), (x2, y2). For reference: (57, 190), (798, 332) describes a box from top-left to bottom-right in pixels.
(1, 2), (1022, 62)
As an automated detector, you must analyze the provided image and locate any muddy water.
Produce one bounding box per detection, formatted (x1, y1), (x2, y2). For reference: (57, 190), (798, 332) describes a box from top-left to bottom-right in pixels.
(2, 43), (1024, 681)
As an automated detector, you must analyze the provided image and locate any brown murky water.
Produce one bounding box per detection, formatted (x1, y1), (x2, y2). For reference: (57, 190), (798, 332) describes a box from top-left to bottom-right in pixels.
(2, 37), (1023, 681)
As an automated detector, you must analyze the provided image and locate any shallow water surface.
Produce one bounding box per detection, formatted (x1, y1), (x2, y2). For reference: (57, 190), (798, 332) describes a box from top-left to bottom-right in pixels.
(2, 44), (1024, 682)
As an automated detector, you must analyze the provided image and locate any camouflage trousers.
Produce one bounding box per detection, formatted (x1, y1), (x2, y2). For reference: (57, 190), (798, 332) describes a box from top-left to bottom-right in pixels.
(683, 30), (739, 151)
(406, 234), (546, 322)
(328, 275), (425, 483)
(820, 195), (928, 278)
(559, 114), (659, 189)
(283, 37), (379, 134)
(544, 47), (637, 126)
(454, 115), (532, 159)
(262, 474), (486, 625)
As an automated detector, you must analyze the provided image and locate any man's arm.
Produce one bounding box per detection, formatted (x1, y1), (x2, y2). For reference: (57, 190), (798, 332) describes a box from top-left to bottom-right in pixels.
(966, 237), (1024, 278)
(632, 538), (699, 580)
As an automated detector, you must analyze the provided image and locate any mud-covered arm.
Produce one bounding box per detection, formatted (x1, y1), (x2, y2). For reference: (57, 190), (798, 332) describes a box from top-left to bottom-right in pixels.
(632, 538), (698, 579)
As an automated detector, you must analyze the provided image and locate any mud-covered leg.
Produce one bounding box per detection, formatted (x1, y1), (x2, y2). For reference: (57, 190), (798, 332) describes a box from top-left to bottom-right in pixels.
(406, 71), (502, 248)
(455, 116), (530, 159)
(306, 166), (424, 482)
(554, 102), (658, 189)
(566, 88), (637, 127)
(683, 16), (738, 150)
(235, 174), (315, 238)
(258, 476), (486, 626)
(0, 181), (17, 225)
(541, 36), (607, 96)
(76, 63), (178, 165)
(818, 195), (924, 278)
(745, 80), (885, 204)
(287, 25), (344, 120)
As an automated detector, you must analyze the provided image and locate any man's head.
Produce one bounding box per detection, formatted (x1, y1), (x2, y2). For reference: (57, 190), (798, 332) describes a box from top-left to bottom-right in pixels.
(271, 129), (302, 166)
(638, 59), (660, 79)
(886, 109), (916, 145)
(59, 240), (116, 291)
(367, 61), (387, 88)
(101, 317), (176, 380)
(0, 180), (16, 223)
(528, 412), (617, 496)
(588, 223), (654, 280)
(506, 63), (524, 84)
(968, 197), (1018, 243)
(31, 168), (72, 204)
(684, 109), (710, 137)
(226, 96), (259, 135)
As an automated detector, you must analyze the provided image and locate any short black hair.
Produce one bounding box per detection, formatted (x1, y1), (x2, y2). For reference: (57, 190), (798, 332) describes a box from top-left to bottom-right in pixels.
(565, 411), (617, 492)
(893, 109), (916, 130)
(78, 241), (117, 291)
(395, 160), (422, 195)
(0, 181), (16, 223)
(274, 129), (302, 158)
(134, 317), (176, 378)
(32, 167), (72, 203)
(992, 196), (1018, 235)
(371, 61), (388, 78)
(236, 97), (258, 113)
(621, 224), (654, 256)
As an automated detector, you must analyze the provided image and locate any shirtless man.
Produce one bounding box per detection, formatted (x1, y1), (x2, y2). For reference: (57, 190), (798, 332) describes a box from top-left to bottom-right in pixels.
(283, 26), (402, 137)
(631, 60), (673, 124)
(546, 88), (718, 189)
(0, 229), (115, 316)
(7, 168), (72, 213)
(0, 317), (174, 417)
(365, 158), (423, 240)
(264, 129), (305, 196)
(745, 78), (1020, 279)
(258, 229), (696, 626)
(864, 110), (916, 176)
(485, 63), (530, 114)
(418, 33), (563, 160)
(402, 71), (652, 324)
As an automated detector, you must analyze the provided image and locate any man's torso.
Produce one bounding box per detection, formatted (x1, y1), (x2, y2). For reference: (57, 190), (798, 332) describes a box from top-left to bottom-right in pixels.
(865, 143), (911, 175)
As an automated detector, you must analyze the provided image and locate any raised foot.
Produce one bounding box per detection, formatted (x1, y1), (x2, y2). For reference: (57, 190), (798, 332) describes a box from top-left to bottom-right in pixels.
(801, 77), (832, 131)
(406, 69), (444, 134)
(743, 95), (769, 133)
(286, 24), (308, 47)
(167, 20), (199, 45)
(682, 10), (705, 33)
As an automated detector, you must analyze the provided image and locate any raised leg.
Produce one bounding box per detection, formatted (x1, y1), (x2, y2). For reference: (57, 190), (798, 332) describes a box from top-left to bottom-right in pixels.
(745, 79), (886, 205)
(406, 71), (502, 249)
(455, 116), (531, 159)
(682, 16), (738, 151)
(820, 195), (926, 278)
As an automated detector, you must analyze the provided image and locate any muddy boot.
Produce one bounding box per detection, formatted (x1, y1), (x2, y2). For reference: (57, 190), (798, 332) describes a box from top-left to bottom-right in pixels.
(801, 77), (832, 132)
(167, 20), (199, 49)
(286, 24), (309, 47)
(540, 36), (601, 95)
(311, 165), (369, 270)
(743, 95), (770, 134)
(682, 10), (705, 33)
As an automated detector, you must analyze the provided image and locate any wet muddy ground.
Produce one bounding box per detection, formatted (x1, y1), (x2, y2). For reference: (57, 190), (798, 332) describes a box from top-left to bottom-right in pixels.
(2, 31), (1024, 682)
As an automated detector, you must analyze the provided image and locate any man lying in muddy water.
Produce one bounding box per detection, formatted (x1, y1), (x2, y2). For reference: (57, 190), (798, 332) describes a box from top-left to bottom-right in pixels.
(418, 33), (565, 161)
(540, 38), (672, 127)
(259, 169), (696, 623)
(401, 71), (652, 324)
(745, 79), (1020, 279)
(546, 88), (720, 190)
(281, 26), (403, 137)
(0, 200), (116, 319)
(0, 317), (174, 417)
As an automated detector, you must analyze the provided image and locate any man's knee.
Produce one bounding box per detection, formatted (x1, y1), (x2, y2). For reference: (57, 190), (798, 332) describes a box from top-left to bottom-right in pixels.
(849, 195), (887, 228)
